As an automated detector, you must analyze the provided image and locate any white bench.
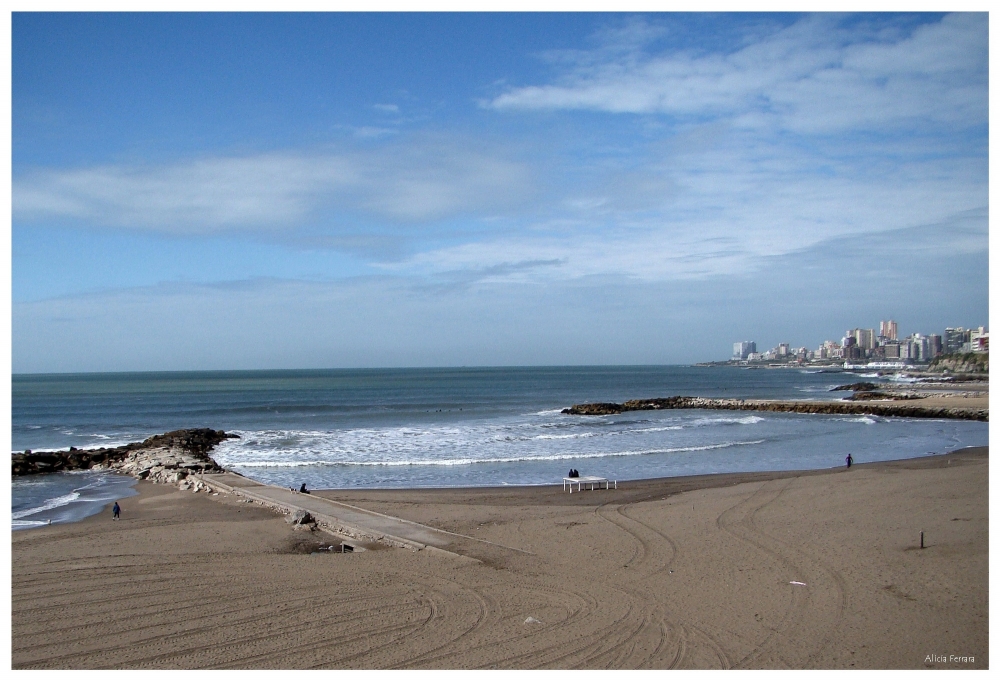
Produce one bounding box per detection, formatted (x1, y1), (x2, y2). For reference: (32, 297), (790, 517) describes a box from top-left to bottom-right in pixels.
(563, 476), (616, 493)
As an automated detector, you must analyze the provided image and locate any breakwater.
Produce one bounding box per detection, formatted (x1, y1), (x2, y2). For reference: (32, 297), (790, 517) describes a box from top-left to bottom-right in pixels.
(11, 429), (237, 481)
(562, 396), (987, 421)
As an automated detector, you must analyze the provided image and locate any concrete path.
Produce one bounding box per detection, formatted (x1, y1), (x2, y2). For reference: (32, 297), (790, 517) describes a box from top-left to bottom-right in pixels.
(195, 471), (486, 558)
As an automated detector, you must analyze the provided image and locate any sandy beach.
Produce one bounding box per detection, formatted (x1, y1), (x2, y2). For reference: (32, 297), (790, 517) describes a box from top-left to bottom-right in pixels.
(12, 447), (987, 669)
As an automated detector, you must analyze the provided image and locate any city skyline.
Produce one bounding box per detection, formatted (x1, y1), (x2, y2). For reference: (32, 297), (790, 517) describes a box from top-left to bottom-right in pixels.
(731, 319), (988, 363)
(12, 12), (988, 373)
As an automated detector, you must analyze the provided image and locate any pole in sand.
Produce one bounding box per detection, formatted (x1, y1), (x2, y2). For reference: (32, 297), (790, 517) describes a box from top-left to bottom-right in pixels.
(920, 531), (925, 549)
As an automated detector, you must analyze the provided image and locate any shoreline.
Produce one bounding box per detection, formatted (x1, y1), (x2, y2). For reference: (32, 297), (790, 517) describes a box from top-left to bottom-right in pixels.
(311, 445), (988, 498)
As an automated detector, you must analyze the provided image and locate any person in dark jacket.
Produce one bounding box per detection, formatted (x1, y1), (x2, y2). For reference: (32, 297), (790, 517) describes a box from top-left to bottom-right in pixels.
(846, 453), (853, 468)
(112, 501), (120, 520)
(299, 483), (309, 494)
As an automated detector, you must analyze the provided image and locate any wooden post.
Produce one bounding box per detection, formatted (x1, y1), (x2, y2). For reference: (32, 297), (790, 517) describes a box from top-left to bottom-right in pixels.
(920, 531), (924, 549)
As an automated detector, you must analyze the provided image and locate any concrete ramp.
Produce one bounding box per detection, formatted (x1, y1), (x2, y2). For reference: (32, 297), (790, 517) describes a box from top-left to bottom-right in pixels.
(196, 472), (479, 558)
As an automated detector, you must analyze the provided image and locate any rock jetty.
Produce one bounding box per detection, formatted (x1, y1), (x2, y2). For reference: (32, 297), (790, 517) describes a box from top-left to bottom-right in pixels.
(11, 429), (237, 484)
(562, 396), (987, 421)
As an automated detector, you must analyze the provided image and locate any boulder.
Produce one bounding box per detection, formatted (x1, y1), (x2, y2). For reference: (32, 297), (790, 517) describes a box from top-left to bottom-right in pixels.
(286, 510), (315, 526)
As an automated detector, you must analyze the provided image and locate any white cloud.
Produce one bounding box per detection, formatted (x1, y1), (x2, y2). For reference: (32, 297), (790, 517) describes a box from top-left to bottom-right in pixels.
(13, 138), (537, 231)
(384, 162), (987, 284)
(487, 14), (987, 133)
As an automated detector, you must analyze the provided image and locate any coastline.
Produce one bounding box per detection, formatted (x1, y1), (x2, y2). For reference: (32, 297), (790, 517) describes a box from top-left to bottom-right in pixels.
(13, 446), (987, 669)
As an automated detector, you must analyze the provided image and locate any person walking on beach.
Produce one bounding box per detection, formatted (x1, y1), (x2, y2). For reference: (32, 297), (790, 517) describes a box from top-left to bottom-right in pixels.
(112, 501), (120, 520)
(846, 453), (853, 469)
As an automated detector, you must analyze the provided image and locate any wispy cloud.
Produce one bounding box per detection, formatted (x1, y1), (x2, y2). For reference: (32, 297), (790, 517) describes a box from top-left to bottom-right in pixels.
(488, 14), (987, 132)
(13, 136), (538, 232)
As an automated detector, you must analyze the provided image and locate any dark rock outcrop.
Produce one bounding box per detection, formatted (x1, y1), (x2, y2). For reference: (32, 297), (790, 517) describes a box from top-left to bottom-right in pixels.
(562, 396), (987, 421)
(11, 428), (238, 477)
(830, 382), (880, 392)
(844, 391), (923, 401)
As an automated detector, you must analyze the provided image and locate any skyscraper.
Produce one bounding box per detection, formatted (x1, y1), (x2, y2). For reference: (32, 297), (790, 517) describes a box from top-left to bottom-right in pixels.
(732, 341), (756, 360)
(853, 329), (875, 351)
(880, 320), (898, 341)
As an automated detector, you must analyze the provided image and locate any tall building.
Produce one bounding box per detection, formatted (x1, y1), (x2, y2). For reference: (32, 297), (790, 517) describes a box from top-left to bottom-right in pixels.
(854, 328), (875, 351)
(928, 334), (942, 358)
(899, 340), (914, 360)
(732, 341), (756, 360)
(944, 327), (969, 354)
(880, 320), (898, 341)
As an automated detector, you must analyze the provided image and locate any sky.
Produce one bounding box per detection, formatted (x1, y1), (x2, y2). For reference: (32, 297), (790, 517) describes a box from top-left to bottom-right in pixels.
(10, 11), (990, 372)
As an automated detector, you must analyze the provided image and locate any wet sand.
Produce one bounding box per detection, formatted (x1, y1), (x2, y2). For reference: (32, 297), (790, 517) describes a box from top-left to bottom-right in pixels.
(12, 447), (988, 669)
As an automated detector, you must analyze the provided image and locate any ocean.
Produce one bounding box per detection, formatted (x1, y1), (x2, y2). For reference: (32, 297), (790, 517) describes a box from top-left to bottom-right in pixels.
(11, 366), (988, 528)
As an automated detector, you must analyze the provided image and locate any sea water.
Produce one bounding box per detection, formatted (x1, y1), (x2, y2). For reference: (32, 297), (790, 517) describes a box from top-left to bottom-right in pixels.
(11, 366), (988, 526)
(12, 470), (138, 529)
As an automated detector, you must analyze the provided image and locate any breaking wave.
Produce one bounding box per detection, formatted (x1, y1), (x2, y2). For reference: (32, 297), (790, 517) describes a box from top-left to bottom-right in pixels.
(229, 439), (768, 468)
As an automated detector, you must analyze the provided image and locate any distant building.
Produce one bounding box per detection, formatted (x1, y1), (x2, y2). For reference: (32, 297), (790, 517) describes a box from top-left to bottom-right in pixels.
(970, 327), (988, 353)
(928, 334), (943, 358)
(880, 320), (898, 341)
(945, 327), (970, 354)
(732, 341), (756, 360)
(852, 328), (875, 352)
(817, 340), (842, 360)
(883, 342), (900, 359)
(899, 340), (914, 360)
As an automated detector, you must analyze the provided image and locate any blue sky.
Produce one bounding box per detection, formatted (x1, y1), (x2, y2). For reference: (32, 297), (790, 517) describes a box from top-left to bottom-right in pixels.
(11, 12), (989, 372)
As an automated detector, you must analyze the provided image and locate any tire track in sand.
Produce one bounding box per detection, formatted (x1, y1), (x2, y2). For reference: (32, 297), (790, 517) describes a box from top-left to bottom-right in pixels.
(595, 502), (732, 669)
(715, 479), (847, 669)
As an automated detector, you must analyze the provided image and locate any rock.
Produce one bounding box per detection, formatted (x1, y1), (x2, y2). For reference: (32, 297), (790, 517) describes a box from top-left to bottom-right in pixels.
(563, 396), (987, 422)
(830, 382), (880, 392)
(12, 428), (237, 478)
(286, 510), (315, 525)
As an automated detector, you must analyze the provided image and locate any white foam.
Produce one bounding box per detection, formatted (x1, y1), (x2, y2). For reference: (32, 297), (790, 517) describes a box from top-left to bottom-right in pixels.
(229, 439), (767, 469)
(886, 373), (923, 383)
(13, 492), (80, 520)
(690, 415), (765, 427)
(533, 432), (598, 440)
